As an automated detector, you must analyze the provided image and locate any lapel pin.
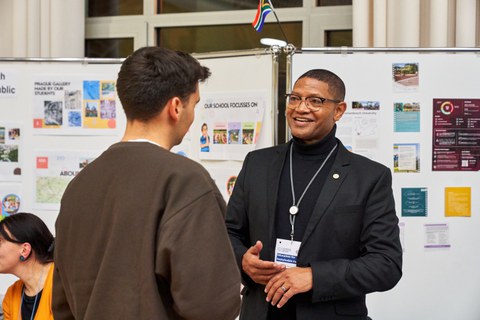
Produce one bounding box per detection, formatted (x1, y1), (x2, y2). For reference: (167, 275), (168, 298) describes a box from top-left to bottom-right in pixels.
(333, 173), (340, 179)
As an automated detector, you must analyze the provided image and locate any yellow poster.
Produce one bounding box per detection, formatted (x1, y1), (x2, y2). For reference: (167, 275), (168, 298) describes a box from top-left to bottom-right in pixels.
(445, 187), (471, 217)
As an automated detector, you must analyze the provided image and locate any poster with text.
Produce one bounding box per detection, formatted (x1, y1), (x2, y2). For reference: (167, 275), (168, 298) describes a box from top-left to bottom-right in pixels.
(337, 101), (380, 160)
(33, 76), (118, 135)
(33, 149), (100, 210)
(432, 98), (480, 171)
(0, 122), (22, 181)
(196, 91), (266, 161)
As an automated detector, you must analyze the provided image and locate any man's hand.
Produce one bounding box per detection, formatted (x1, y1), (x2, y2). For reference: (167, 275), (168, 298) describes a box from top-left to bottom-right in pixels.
(264, 267), (313, 308)
(242, 241), (285, 285)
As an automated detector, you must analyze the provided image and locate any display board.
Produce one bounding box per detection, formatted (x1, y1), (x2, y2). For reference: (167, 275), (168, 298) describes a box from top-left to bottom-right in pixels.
(0, 51), (276, 293)
(292, 51), (480, 320)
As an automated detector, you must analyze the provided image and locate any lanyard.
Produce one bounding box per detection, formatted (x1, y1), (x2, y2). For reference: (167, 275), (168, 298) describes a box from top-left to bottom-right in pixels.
(288, 143), (337, 241)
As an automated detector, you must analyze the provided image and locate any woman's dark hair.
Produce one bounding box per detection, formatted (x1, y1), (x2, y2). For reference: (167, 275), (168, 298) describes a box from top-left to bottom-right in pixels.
(0, 212), (54, 264)
(297, 69), (346, 101)
(116, 46), (211, 122)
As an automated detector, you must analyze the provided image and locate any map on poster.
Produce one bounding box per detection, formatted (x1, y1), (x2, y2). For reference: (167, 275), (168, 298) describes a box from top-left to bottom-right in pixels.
(33, 149), (101, 210)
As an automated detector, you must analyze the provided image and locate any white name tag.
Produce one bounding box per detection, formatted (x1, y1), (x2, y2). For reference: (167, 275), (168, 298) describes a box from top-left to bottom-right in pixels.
(274, 238), (301, 268)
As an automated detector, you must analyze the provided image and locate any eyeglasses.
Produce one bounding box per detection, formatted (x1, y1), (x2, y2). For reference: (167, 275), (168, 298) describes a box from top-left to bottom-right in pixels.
(285, 94), (341, 112)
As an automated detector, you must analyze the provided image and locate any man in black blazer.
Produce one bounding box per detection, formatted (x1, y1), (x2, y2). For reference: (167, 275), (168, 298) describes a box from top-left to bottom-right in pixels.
(226, 69), (402, 320)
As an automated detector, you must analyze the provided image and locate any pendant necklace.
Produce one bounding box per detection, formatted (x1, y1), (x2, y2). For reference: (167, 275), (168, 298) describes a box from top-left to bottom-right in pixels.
(288, 142), (337, 241)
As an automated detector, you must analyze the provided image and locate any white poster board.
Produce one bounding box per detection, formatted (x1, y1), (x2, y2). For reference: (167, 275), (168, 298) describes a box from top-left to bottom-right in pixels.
(292, 51), (480, 320)
(0, 51), (276, 294)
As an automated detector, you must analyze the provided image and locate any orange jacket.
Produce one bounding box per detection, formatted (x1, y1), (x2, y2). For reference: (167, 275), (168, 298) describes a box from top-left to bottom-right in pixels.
(2, 263), (54, 320)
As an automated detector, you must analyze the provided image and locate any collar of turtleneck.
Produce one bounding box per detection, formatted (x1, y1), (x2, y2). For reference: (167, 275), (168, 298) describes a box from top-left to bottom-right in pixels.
(291, 125), (337, 157)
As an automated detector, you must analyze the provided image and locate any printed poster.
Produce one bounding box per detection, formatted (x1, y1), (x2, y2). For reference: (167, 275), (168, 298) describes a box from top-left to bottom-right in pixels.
(401, 187), (427, 217)
(0, 69), (18, 99)
(0, 122), (22, 181)
(392, 62), (419, 93)
(336, 101), (380, 160)
(33, 76), (118, 135)
(196, 91), (266, 161)
(432, 99), (480, 171)
(445, 187), (471, 217)
(393, 143), (420, 173)
(0, 184), (22, 220)
(33, 150), (100, 210)
(424, 223), (451, 250)
(203, 165), (242, 202)
(394, 102), (420, 132)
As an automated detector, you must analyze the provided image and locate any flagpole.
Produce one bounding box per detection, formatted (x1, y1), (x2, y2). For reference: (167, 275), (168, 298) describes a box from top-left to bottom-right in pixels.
(266, 0), (290, 45)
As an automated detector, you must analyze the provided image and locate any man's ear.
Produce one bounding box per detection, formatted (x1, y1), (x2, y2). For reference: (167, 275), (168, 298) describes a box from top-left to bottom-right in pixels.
(167, 97), (183, 122)
(334, 101), (347, 122)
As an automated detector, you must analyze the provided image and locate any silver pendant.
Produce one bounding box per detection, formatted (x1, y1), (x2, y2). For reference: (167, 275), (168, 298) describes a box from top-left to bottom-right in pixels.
(289, 205), (299, 215)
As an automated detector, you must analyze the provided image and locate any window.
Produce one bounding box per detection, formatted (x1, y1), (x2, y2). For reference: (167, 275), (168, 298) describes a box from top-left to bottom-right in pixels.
(87, 0), (143, 17)
(157, 0), (301, 14)
(156, 22), (302, 53)
(85, 38), (134, 58)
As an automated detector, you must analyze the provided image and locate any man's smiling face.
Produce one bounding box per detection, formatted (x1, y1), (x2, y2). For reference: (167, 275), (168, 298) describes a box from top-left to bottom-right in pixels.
(286, 77), (346, 145)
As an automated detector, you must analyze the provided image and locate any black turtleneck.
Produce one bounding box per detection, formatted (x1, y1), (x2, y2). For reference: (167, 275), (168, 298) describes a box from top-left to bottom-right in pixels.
(268, 125), (338, 320)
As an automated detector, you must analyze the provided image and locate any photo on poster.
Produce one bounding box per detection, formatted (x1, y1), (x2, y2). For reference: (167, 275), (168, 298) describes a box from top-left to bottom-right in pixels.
(213, 124), (228, 144)
(392, 62), (419, 92)
(0, 122), (22, 181)
(65, 90), (82, 110)
(352, 101), (380, 110)
(199, 123), (211, 152)
(228, 122), (241, 144)
(44, 101), (63, 126)
(242, 122), (254, 145)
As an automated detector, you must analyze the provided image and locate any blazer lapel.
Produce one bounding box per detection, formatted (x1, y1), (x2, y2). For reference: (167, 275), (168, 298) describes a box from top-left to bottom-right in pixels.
(266, 142), (290, 256)
(300, 142), (352, 247)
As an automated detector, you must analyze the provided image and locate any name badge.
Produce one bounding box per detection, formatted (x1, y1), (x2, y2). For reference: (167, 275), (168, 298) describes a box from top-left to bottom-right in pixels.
(274, 238), (301, 268)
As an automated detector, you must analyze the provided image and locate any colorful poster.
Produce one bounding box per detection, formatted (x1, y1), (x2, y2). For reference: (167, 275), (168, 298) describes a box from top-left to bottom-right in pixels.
(401, 187), (428, 217)
(445, 187), (471, 217)
(432, 99), (480, 171)
(393, 143), (420, 173)
(33, 150), (100, 210)
(0, 122), (22, 181)
(33, 76), (118, 135)
(392, 62), (419, 93)
(204, 165), (242, 202)
(196, 91), (266, 161)
(0, 185), (22, 220)
(394, 102), (420, 132)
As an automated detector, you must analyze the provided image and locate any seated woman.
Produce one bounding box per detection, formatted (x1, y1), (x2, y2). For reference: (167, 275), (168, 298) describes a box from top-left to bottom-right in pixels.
(0, 212), (54, 320)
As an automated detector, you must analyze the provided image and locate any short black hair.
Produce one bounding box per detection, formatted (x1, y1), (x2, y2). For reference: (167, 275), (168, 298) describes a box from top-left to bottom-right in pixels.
(0, 212), (54, 264)
(297, 69), (346, 101)
(116, 47), (211, 121)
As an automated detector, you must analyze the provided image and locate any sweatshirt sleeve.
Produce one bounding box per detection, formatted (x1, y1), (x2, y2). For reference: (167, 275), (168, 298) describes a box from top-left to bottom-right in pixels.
(155, 189), (241, 320)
